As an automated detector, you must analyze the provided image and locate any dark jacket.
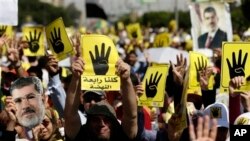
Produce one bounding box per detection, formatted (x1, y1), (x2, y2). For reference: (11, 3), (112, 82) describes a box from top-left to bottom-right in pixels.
(198, 28), (227, 49)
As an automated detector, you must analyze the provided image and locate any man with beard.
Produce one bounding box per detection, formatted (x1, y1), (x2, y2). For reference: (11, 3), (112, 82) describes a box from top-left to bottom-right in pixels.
(198, 6), (227, 49)
(1, 76), (46, 140)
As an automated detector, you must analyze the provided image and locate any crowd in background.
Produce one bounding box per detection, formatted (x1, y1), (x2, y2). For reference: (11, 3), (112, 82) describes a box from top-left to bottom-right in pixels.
(0, 19), (250, 141)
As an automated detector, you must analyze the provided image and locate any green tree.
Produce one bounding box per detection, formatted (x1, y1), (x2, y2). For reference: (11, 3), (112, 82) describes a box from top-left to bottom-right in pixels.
(18, 0), (81, 28)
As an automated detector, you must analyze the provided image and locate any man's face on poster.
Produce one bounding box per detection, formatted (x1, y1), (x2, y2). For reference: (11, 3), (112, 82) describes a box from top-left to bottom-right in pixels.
(204, 11), (218, 33)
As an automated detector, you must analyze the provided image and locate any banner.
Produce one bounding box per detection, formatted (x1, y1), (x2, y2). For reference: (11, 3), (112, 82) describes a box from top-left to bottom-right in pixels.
(45, 17), (74, 61)
(220, 42), (250, 93)
(81, 34), (120, 91)
(0, 0), (18, 25)
(138, 65), (169, 107)
(190, 2), (232, 50)
(22, 26), (45, 56)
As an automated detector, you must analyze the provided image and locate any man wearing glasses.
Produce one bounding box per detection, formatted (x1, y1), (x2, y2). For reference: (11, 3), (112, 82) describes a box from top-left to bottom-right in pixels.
(2, 76), (46, 140)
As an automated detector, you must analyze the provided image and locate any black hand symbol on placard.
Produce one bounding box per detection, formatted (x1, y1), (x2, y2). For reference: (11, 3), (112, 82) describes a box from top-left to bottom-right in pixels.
(156, 40), (164, 47)
(145, 71), (162, 98)
(89, 43), (111, 75)
(49, 27), (64, 54)
(226, 49), (248, 78)
(194, 56), (207, 82)
(0, 26), (7, 37)
(25, 30), (41, 53)
(131, 28), (138, 38)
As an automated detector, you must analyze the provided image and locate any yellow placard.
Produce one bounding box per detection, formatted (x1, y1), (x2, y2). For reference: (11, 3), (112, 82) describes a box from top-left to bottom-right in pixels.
(126, 23), (142, 40)
(0, 25), (13, 55)
(153, 32), (171, 47)
(45, 17), (75, 61)
(22, 26), (45, 56)
(138, 65), (169, 107)
(188, 51), (211, 95)
(117, 22), (124, 30)
(0, 25), (13, 37)
(81, 34), (120, 91)
(220, 42), (250, 93)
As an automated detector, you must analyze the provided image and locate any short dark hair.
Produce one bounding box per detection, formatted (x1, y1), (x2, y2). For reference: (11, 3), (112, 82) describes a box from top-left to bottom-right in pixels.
(203, 6), (217, 16)
(10, 76), (43, 95)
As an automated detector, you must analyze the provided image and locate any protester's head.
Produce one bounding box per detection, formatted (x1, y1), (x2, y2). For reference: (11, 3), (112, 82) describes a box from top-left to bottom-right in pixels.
(86, 101), (120, 140)
(203, 6), (219, 33)
(234, 112), (250, 125)
(125, 50), (138, 66)
(10, 76), (45, 129)
(27, 66), (43, 80)
(39, 108), (62, 140)
(203, 102), (229, 141)
(1, 71), (18, 96)
(80, 90), (106, 111)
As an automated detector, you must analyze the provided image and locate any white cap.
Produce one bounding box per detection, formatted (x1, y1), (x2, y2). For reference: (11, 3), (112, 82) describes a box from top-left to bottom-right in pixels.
(234, 112), (250, 125)
(203, 102), (229, 128)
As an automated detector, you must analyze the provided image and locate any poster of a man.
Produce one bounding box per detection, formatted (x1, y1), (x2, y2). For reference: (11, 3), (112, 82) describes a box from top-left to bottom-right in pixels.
(198, 6), (227, 48)
(190, 2), (232, 50)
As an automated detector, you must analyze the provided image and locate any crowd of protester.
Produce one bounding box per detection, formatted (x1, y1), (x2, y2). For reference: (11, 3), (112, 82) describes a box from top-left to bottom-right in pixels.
(0, 20), (250, 141)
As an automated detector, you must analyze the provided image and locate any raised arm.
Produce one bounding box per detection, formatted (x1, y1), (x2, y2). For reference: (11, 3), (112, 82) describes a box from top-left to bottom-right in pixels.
(6, 37), (29, 77)
(116, 59), (138, 139)
(64, 57), (85, 140)
(46, 54), (66, 118)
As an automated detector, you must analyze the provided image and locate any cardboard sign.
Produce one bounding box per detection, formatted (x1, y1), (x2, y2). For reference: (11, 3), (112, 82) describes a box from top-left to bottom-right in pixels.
(45, 17), (75, 61)
(0, 25), (13, 37)
(22, 26), (45, 56)
(188, 51), (213, 95)
(126, 23), (142, 40)
(138, 65), (169, 107)
(153, 32), (171, 47)
(81, 34), (120, 91)
(220, 42), (250, 93)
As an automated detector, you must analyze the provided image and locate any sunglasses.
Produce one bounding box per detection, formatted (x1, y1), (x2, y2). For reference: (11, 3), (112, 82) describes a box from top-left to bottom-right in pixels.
(83, 93), (104, 103)
(42, 119), (51, 127)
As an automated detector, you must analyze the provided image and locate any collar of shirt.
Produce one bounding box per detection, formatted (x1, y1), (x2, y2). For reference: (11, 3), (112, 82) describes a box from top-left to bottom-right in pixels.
(208, 28), (219, 39)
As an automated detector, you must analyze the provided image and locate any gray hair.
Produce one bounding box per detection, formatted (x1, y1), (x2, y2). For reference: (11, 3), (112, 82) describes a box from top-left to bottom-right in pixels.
(10, 76), (43, 95)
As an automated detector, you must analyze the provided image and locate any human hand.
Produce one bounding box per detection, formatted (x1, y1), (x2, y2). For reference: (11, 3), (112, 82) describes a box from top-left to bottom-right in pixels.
(25, 29), (41, 53)
(32, 124), (42, 141)
(116, 59), (130, 81)
(199, 66), (213, 90)
(4, 96), (17, 124)
(6, 37), (21, 67)
(189, 115), (217, 141)
(49, 27), (64, 53)
(145, 71), (162, 98)
(227, 50), (248, 78)
(89, 43), (111, 75)
(229, 76), (244, 96)
(71, 57), (85, 77)
(45, 54), (59, 76)
(171, 54), (187, 85)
